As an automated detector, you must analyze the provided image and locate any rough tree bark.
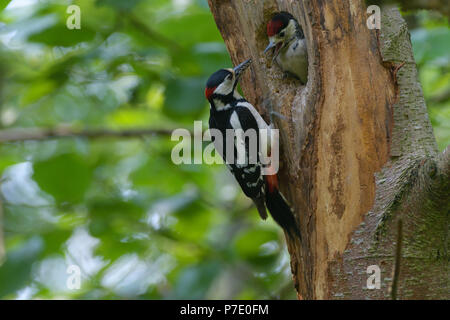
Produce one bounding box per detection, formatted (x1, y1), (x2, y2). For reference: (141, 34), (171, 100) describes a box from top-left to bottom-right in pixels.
(207, 0), (449, 299)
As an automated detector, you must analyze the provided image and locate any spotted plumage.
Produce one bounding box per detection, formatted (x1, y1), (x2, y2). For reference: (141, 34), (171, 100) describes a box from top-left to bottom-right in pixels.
(205, 59), (300, 237)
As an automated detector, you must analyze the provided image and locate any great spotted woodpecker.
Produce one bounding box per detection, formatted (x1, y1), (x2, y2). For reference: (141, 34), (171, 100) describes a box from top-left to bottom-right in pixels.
(264, 11), (308, 84)
(205, 59), (300, 238)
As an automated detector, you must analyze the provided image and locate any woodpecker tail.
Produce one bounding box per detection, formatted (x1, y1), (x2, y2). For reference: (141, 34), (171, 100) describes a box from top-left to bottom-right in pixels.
(252, 196), (268, 220)
(264, 173), (301, 239)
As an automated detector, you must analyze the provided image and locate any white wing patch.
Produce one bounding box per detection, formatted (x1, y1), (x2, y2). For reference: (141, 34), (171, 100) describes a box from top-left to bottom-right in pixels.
(236, 101), (273, 157)
(230, 111), (242, 129)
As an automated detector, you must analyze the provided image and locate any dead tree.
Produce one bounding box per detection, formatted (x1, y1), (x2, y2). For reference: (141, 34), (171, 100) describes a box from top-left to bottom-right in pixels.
(207, 0), (449, 299)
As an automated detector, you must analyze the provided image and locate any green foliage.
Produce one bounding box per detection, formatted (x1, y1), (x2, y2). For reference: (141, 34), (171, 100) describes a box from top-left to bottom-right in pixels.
(234, 228), (279, 267)
(409, 11), (450, 151)
(33, 153), (93, 204)
(164, 77), (206, 118)
(29, 27), (97, 47)
(0, 237), (43, 297)
(0, 1), (447, 300)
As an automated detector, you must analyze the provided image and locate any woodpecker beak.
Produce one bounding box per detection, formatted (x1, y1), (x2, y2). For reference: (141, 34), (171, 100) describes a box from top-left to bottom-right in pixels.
(233, 59), (251, 78)
(264, 41), (276, 54)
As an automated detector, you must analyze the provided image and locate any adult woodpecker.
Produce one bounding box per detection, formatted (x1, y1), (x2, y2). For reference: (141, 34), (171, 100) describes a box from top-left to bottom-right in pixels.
(205, 59), (300, 238)
(264, 11), (308, 84)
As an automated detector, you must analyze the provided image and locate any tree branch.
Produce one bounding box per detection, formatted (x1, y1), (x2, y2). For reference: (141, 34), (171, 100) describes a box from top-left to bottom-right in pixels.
(0, 126), (180, 143)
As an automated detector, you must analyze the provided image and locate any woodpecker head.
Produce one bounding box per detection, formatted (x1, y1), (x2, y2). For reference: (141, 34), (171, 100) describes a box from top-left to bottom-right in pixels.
(205, 59), (251, 107)
(264, 12), (302, 57)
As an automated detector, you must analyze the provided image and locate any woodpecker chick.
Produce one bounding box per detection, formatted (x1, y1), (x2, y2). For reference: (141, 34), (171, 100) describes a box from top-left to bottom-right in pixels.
(265, 12), (308, 84)
(205, 59), (300, 238)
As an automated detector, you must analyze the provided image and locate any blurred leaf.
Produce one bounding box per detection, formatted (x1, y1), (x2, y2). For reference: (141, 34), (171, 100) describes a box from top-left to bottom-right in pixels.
(4, 205), (55, 234)
(28, 25), (97, 46)
(33, 153), (93, 204)
(0, 237), (44, 298)
(172, 261), (220, 299)
(234, 228), (279, 266)
(21, 80), (56, 106)
(88, 198), (143, 237)
(0, 0), (12, 12)
(173, 201), (213, 242)
(411, 27), (450, 66)
(164, 77), (206, 118)
(41, 229), (72, 256)
(157, 12), (221, 46)
(96, 0), (143, 11)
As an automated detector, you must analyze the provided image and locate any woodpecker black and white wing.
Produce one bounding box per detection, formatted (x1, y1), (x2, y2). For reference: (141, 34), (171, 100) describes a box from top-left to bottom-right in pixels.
(230, 106), (268, 219)
(209, 103), (268, 219)
(235, 101), (272, 156)
(206, 63), (300, 236)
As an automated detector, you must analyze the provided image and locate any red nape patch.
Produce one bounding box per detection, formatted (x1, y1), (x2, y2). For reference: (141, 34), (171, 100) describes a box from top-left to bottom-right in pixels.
(267, 19), (284, 37)
(205, 86), (216, 100)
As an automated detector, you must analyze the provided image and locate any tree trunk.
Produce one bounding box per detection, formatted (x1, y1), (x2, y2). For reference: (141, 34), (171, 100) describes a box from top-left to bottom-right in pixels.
(207, 0), (449, 299)
(0, 197), (4, 265)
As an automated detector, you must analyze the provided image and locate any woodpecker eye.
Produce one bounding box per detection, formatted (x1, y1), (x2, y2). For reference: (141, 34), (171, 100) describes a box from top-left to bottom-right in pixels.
(279, 31), (285, 37)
